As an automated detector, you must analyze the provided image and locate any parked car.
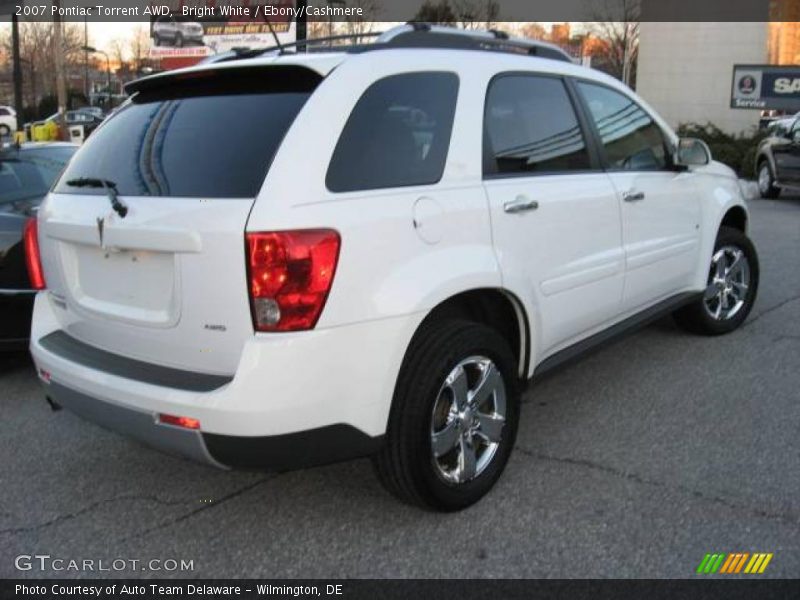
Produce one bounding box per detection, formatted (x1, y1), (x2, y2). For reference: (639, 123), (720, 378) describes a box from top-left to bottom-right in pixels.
(756, 114), (800, 198)
(76, 106), (105, 120)
(25, 111), (106, 143)
(29, 25), (759, 511)
(0, 142), (77, 350)
(0, 105), (17, 138)
(152, 18), (204, 47)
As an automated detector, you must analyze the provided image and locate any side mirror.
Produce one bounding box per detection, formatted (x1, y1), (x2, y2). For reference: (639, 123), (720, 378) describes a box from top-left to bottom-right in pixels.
(674, 137), (711, 167)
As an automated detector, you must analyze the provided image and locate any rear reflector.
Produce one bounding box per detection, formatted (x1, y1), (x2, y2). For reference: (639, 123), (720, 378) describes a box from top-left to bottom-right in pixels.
(23, 217), (46, 290)
(158, 413), (201, 430)
(246, 229), (340, 332)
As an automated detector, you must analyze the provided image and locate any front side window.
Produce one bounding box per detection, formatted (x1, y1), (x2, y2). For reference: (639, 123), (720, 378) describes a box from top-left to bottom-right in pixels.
(484, 74), (591, 175)
(326, 72), (459, 193)
(577, 82), (669, 171)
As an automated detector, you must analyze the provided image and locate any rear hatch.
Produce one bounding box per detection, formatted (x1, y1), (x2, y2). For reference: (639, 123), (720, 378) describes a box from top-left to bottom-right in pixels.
(38, 66), (321, 376)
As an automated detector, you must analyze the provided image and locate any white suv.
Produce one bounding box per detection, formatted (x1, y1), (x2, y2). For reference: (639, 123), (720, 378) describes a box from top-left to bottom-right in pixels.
(29, 26), (759, 510)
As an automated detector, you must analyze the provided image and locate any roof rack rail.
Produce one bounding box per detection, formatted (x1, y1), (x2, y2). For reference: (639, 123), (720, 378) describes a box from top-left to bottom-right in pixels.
(203, 24), (574, 64)
(373, 24), (573, 62)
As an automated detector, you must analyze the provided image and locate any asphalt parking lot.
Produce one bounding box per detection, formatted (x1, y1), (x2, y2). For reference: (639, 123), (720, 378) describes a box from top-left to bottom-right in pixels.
(1, 194), (798, 579)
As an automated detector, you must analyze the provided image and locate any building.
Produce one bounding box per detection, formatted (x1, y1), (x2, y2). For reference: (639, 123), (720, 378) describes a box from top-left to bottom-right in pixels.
(637, 19), (800, 135)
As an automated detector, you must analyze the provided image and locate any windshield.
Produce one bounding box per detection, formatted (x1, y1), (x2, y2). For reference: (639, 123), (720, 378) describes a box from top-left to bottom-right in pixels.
(0, 146), (76, 206)
(54, 66), (321, 199)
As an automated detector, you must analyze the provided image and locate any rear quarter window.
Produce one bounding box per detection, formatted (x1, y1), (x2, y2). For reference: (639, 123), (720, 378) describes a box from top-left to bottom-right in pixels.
(326, 72), (459, 193)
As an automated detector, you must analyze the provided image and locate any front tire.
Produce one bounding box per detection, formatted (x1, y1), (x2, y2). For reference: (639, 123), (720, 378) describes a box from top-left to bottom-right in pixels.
(673, 226), (759, 335)
(373, 319), (520, 511)
(0, 124), (10, 138)
(757, 160), (780, 199)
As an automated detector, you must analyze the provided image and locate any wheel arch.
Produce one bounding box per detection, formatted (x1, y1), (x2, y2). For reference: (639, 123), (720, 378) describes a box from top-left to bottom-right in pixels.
(414, 288), (531, 380)
(720, 205), (748, 234)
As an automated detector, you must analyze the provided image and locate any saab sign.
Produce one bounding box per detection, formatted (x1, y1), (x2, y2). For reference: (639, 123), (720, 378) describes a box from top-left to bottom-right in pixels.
(731, 65), (800, 111)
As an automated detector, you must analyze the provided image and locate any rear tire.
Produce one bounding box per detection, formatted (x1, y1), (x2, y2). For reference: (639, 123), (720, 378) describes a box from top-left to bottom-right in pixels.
(757, 160), (780, 199)
(373, 319), (520, 511)
(174, 33), (184, 48)
(0, 124), (10, 138)
(673, 226), (759, 335)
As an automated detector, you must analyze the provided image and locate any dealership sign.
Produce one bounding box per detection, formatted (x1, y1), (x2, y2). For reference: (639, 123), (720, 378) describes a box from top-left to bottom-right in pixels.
(148, 0), (295, 59)
(731, 64), (800, 110)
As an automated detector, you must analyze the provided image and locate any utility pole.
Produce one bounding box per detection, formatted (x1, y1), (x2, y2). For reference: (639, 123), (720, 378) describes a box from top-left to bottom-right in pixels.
(53, 0), (69, 137)
(11, 13), (24, 132)
(296, 0), (307, 46)
(84, 17), (89, 101)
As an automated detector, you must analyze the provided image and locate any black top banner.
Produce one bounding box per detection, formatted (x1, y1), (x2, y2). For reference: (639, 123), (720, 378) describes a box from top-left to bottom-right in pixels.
(0, 0), (778, 22)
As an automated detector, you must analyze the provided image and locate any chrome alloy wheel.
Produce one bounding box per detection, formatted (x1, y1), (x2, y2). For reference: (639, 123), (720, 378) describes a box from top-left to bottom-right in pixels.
(758, 163), (772, 195)
(704, 245), (751, 321)
(430, 356), (506, 484)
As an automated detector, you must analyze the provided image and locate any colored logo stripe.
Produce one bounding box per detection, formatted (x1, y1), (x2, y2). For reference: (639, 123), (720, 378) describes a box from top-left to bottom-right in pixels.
(698, 552), (773, 574)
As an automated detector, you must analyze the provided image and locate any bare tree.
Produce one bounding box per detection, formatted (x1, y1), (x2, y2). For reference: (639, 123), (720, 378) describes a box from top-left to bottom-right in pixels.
(341, 0), (382, 39)
(413, 0), (499, 28)
(128, 26), (150, 73)
(1, 20), (86, 113)
(109, 38), (127, 72)
(588, 0), (641, 86)
(518, 22), (547, 40)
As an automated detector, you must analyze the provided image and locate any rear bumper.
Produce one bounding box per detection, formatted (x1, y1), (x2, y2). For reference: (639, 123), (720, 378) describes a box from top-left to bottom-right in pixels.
(44, 380), (382, 469)
(30, 293), (420, 469)
(46, 380), (226, 468)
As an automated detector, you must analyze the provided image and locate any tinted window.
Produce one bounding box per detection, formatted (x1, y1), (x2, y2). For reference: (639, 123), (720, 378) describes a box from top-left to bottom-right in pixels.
(55, 67), (320, 198)
(484, 75), (591, 175)
(0, 146), (76, 205)
(577, 82), (668, 171)
(0, 108), (9, 116)
(326, 72), (459, 193)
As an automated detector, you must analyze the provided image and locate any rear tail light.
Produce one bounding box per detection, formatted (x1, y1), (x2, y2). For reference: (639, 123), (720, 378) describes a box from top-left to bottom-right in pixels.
(246, 229), (340, 332)
(23, 217), (46, 290)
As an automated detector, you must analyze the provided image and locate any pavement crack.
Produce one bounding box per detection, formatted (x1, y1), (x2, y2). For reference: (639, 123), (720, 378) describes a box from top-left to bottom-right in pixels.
(0, 494), (201, 537)
(120, 475), (276, 543)
(516, 446), (800, 526)
(745, 294), (800, 327)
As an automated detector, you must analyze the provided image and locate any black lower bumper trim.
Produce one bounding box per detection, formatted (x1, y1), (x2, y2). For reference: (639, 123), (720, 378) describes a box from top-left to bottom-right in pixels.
(203, 425), (384, 470)
(39, 330), (233, 392)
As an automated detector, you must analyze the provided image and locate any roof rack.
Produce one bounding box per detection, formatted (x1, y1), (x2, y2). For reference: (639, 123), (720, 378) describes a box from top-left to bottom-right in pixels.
(372, 24), (573, 62)
(206, 24), (574, 64)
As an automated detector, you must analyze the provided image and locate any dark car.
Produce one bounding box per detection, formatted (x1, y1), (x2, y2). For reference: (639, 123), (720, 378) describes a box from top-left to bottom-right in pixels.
(755, 114), (800, 198)
(0, 142), (77, 350)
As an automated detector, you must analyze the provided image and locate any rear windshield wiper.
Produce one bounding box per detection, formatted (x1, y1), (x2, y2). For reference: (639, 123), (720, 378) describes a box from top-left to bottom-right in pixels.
(65, 177), (128, 218)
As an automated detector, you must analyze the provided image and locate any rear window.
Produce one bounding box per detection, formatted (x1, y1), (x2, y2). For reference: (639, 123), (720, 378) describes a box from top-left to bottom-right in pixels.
(326, 72), (459, 193)
(54, 67), (321, 198)
(0, 146), (76, 205)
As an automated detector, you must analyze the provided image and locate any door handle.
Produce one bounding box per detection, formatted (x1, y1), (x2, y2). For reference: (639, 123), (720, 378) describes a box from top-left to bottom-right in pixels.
(623, 190), (646, 202)
(504, 196), (539, 214)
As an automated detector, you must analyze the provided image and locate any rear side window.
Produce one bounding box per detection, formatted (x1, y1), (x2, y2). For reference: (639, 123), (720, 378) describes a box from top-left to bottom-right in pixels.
(484, 74), (591, 175)
(54, 67), (321, 198)
(326, 72), (459, 193)
(577, 82), (669, 171)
